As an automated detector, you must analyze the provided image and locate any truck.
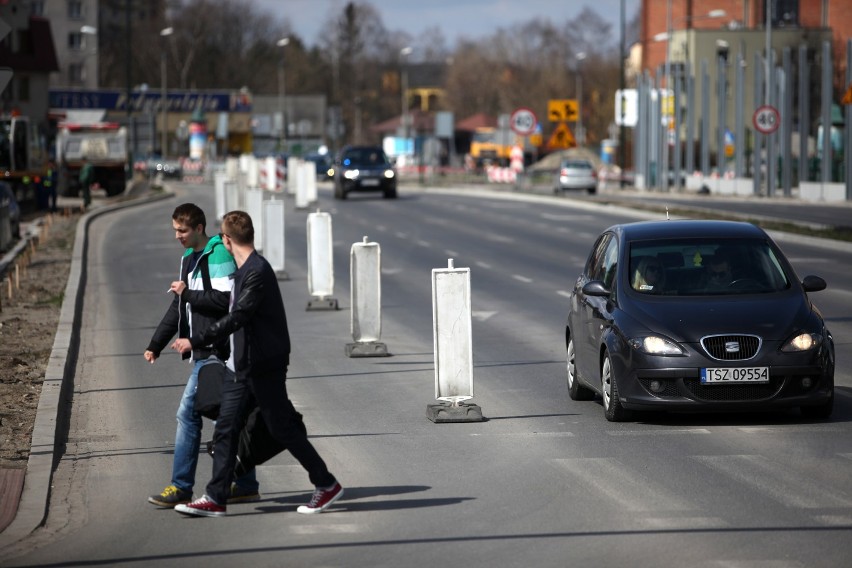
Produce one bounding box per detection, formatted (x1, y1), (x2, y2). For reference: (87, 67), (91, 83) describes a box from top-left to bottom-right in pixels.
(56, 121), (128, 197)
(469, 126), (515, 169)
(0, 113), (49, 206)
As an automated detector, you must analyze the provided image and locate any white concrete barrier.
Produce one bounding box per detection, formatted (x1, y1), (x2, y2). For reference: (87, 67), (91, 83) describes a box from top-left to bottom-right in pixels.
(295, 160), (310, 210)
(306, 210), (337, 310)
(427, 259), (482, 422)
(287, 156), (300, 195)
(800, 181), (847, 202)
(346, 236), (387, 356)
(246, 188), (264, 252)
(263, 197), (288, 279)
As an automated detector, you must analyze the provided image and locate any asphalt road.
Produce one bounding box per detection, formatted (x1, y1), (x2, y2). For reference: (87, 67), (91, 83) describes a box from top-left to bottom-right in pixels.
(2, 182), (851, 567)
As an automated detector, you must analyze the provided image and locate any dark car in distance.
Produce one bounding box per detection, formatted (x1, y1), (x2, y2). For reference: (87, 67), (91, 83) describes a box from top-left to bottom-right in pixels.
(331, 145), (397, 199)
(565, 220), (834, 422)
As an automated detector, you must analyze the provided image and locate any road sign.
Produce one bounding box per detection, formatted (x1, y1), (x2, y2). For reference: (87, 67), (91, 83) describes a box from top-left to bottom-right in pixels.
(510, 107), (537, 136)
(752, 105), (780, 135)
(548, 99), (578, 122)
(546, 123), (576, 150)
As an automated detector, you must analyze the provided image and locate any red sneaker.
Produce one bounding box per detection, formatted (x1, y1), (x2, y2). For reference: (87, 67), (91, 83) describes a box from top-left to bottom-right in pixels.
(297, 482), (344, 514)
(174, 495), (226, 517)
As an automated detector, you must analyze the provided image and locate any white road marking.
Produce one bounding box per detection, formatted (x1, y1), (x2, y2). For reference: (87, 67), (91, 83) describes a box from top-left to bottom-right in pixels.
(512, 274), (533, 283)
(472, 311), (497, 322)
(290, 525), (362, 535)
(553, 457), (694, 512)
(540, 213), (596, 221)
(416, 240), (431, 247)
(692, 454), (852, 508)
(557, 290), (573, 298)
(475, 261), (492, 269)
(486, 233), (515, 244)
(444, 250), (460, 257)
(395, 232), (408, 239)
(606, 428), (712, 436)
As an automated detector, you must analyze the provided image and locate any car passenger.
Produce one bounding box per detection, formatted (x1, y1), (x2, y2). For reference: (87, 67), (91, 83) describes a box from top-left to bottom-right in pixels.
(632, 256), (666, 293)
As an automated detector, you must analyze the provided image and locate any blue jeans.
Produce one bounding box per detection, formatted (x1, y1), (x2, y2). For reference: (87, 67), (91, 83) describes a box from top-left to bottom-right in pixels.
(172, 356), (258, 493)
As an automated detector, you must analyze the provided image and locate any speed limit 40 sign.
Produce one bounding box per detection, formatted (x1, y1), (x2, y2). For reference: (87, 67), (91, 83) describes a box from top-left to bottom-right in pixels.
(510, 107), (538, 136)
(753, 105), (780, 135)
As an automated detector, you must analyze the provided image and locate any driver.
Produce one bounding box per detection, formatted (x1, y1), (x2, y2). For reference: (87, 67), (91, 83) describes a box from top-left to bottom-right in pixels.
(703, 254), (735, 291)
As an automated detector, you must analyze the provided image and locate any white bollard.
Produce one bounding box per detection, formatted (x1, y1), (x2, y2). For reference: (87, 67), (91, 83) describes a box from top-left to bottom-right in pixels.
(295, 160), (310, 210)
(246, 188), (264, 252)
(263, 197), (289, 280)
(246, 155), (259, 188)
(304, 161), (318, 204)
(264, 156), (278, 191)
(306, 210), (337, 310)
(224, 180), (238, 217)
(427, 258), (483, 422)
(346, 236), (388, 357)
(236, 171), (247, 210)
(225, 156), (239, 181)
(287, 156), (300, 195)
(214, 171), (228, 220)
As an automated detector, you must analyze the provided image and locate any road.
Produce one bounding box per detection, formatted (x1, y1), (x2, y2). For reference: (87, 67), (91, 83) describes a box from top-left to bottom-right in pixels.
(3, 182), (851, 567)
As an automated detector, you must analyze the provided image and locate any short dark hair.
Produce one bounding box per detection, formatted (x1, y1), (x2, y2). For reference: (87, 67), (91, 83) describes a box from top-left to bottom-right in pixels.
(172, 203), (206, 231)
(222, 210), (254, 245)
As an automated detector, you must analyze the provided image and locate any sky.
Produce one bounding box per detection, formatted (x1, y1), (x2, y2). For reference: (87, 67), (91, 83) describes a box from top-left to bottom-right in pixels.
(249, 0), (640, 49)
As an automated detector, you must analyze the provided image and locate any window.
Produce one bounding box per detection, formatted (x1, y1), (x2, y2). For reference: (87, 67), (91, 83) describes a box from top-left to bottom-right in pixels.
(68, 32), (83, 50)
(69, 64), (85, 84)
(67, 0), (83, 19)
(30, 1), (45, 16)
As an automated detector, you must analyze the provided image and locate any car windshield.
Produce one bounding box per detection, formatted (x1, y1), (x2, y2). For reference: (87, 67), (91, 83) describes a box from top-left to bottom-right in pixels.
(342, 148), (389, 166)
(628, 238), (791, 296)
(563, 160), (591, 170)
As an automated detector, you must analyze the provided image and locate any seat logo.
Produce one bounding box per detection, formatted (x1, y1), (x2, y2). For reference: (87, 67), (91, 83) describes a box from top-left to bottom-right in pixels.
(725, 341), (740, 353)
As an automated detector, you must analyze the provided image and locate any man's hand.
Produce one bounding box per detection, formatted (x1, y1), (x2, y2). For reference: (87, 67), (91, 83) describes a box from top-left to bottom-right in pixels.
(143, 350), (157, 364)
(169, 281), (187, 296)
(171, 338), (193, 354)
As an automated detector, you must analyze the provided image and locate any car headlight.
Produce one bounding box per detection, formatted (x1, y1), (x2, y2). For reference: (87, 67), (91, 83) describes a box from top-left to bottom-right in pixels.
(628, 335), (685, 355)
(344, 169), (359, 180)
(781, 332), (822, 352)
(384, 169), (395, 179)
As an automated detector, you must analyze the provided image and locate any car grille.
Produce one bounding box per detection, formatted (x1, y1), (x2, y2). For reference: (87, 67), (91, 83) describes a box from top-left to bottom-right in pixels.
(683, 377), (784, 401)
(701, 334), (761, 361)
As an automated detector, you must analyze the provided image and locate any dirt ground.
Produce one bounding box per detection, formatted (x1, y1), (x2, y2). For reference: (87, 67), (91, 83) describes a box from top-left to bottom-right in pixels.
(0, 212), (78, 468)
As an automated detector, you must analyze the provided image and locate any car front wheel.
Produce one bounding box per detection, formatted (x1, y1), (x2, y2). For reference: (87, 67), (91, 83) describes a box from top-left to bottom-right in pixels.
(567, 337), (594, 401)
(601, 351), (632, 422)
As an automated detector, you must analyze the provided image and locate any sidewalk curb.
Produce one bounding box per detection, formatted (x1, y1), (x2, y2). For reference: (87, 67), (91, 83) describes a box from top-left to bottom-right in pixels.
(0, 190), (173, 549)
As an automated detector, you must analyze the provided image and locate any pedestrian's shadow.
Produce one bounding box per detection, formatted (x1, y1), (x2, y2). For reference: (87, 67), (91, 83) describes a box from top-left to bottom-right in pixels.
(252, 484), (473, 513)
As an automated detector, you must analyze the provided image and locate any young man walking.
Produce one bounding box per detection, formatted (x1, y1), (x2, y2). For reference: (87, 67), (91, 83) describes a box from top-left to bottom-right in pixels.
(144, 203), (259, 508)
(171, 210), (342, 517)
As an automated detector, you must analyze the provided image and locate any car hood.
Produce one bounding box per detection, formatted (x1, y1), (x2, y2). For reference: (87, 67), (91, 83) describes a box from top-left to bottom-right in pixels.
(626, 293), (814, 343)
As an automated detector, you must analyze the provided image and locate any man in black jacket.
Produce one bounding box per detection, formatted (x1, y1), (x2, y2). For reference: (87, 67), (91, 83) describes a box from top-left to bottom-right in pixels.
(171, 210), (342, 517)
(144, 203), (259, 508)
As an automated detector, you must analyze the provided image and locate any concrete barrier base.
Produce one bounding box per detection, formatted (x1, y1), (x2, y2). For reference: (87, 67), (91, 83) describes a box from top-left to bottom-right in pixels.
(345, 341), (389, 357)
(426, 401), (484, 423)
(306, 297), (338, 311)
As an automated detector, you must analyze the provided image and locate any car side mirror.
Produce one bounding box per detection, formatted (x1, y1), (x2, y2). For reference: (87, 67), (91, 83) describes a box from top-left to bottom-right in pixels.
(582, 280), (611, 297)
(801, 275), (826, 292)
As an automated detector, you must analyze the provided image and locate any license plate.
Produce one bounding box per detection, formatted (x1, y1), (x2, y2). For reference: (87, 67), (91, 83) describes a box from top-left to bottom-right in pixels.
(701, 367), (769, 384)
(361, 179), (379, 186)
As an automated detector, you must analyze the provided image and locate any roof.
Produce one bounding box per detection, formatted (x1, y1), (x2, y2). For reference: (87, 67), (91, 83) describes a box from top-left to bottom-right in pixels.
(370, 109), (434, 134)
(0, 16), (59, 73)
(611, 220), (768, 241)
(456, 113), (497, 131)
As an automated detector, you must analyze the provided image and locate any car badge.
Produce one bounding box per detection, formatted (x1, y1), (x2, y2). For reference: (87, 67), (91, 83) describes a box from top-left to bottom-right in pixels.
(725, 341), (740, 353)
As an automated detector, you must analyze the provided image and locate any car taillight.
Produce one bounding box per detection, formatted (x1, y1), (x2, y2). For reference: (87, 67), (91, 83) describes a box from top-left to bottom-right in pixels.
(560, 168), (569, 176)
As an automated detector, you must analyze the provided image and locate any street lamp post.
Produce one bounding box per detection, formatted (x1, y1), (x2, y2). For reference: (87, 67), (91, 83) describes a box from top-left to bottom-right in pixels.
(80, 26), (97, 88)
(276, 37), (289, 152)
(575, 52), (587, 147)
(400, 46), (413, 143)
(160, 27), (173, 159)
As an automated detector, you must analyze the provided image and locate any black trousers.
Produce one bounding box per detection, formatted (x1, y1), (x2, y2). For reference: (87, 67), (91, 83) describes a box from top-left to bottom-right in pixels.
(206, 368), (335, 505)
